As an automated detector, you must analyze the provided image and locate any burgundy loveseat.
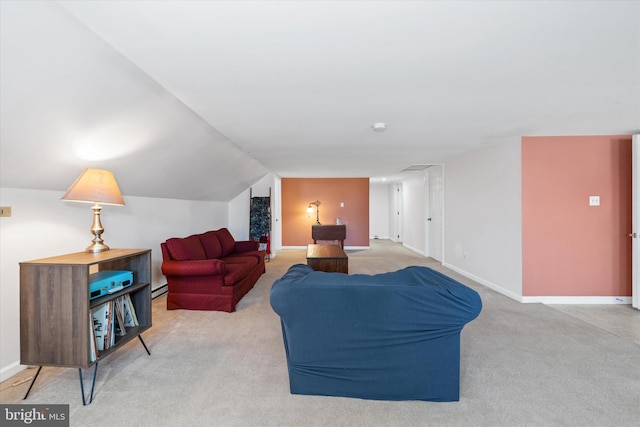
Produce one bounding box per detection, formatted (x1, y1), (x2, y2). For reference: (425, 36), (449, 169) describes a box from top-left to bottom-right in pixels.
(160, 228), (266, 312)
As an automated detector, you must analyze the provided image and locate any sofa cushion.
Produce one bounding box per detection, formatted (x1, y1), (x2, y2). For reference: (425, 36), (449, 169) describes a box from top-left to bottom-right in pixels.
(222, 256), (259, 269)
(165, 235), (206, 261)
(216, 228), (236, 257)
(225, 251), (264, 264)
(235, 240), (259, 253)
(223, 262), (250, 286)
(199, 231), (223, 259)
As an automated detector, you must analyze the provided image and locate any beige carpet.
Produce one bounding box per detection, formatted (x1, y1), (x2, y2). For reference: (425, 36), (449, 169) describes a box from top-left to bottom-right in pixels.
(2, 240), (639, 426)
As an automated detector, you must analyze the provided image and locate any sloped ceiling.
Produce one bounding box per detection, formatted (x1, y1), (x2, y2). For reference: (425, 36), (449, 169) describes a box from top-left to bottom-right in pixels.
(1, 1), (639, 201)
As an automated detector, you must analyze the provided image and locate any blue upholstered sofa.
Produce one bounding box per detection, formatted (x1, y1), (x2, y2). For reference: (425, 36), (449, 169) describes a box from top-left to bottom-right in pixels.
(270, 264), (482, 401)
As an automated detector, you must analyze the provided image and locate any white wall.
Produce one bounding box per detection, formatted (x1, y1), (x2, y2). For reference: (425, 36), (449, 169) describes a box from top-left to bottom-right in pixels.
(0, 187), (227, 381)
(369, 184), (390, 239)
(228, 188), (251, 241)
(443, 141), (523, 300)
(401, 172), (428, 256)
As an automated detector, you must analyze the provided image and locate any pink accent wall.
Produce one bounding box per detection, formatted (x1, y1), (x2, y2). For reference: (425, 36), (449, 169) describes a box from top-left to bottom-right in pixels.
(522, 135), (632, 297)
(281, 178), (370, 247)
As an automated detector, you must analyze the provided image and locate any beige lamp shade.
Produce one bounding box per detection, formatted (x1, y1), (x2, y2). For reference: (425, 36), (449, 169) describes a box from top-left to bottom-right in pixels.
(62, 168), (124, 252)
(61, 168), (125, 205)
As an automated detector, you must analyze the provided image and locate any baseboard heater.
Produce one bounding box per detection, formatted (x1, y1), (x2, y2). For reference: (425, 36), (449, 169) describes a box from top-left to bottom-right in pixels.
(152, 284), (168, 300)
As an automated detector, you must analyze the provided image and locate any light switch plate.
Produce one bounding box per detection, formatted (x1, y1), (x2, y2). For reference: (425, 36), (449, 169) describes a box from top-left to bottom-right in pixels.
(589, 196), (600, 206)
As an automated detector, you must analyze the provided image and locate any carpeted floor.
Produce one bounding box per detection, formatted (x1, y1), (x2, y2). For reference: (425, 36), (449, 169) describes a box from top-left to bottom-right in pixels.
(2, 240), (639, 426)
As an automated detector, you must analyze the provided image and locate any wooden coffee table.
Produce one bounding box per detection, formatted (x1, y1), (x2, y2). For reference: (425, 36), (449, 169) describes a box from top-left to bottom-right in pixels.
(306, 244), (348, 273)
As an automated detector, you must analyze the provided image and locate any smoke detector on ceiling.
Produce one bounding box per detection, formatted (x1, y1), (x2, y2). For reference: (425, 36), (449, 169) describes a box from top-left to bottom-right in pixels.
(372, 122), (387, 132)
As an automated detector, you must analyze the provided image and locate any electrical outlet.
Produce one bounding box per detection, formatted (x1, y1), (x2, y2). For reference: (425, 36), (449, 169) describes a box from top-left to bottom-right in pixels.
(0, 206), (11, 217)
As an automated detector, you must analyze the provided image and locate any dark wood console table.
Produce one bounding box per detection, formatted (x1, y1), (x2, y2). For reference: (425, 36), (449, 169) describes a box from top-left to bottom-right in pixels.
(312, 224), (346, 248)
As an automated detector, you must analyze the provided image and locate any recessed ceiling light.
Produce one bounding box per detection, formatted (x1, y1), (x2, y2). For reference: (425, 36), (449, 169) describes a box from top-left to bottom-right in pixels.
(372, 122), (387, 132)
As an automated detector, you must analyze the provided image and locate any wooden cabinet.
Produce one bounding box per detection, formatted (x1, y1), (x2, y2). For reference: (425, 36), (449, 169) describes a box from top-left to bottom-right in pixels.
(19, 249), (152, 403)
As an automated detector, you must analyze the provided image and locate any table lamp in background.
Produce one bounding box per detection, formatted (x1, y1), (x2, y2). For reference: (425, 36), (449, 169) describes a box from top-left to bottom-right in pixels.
(307, 200), (321, 225)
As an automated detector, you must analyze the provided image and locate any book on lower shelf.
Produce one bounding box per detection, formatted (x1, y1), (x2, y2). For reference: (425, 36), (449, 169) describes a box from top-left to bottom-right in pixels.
(121, 293), (139, 327)
(91, 303), (108, 352)
(90, 293), (139, 356)
(89, 312), (98, 362)
(113, 299), (127, 337)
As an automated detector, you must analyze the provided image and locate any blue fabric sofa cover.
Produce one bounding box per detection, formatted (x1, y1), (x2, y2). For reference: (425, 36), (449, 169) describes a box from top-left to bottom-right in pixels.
(270, 264), (482, 401)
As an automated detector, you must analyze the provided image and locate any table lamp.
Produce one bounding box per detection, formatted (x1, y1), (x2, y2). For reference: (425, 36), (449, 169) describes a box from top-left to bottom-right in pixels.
(307, 200), (321, 225)
(61, 168), (125, 253)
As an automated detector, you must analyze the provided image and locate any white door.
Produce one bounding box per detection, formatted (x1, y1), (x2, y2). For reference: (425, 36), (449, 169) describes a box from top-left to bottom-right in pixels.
(632, 135), (639, 309)
(393, 183), (403, 243)
(428, 166), (444, 262)
(273, 176), (282, 255)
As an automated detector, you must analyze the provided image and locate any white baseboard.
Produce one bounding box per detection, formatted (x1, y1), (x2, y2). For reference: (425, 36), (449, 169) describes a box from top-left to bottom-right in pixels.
(443, 263), (632, 305)
(0, 361), (26, 383)
(443, 262), (523, 302)
(522, 296), (632, 305)
(402, 243), (425, 257)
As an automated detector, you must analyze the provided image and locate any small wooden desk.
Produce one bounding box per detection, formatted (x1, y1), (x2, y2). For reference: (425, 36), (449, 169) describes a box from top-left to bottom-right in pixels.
(312, 225), (346, 249)
(306, 244), (348, 273)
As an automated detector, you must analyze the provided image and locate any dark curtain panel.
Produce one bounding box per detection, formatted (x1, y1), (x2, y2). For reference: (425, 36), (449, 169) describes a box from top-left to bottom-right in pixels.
(250, 197), (270, 242)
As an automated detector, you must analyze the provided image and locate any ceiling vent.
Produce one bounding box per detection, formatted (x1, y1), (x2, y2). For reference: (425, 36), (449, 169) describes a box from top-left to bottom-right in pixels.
(400, 164), (430, 172)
